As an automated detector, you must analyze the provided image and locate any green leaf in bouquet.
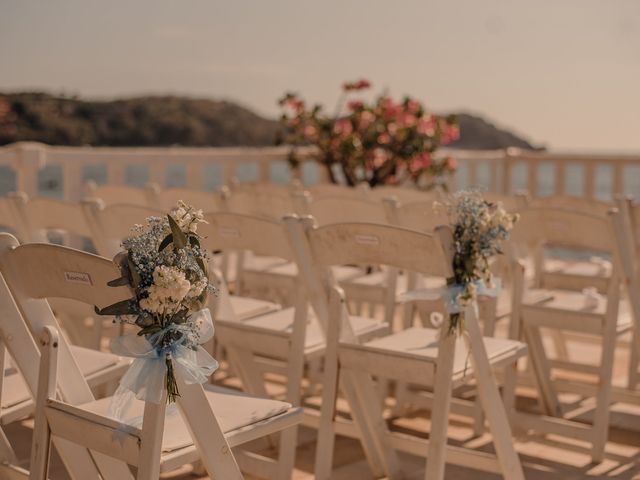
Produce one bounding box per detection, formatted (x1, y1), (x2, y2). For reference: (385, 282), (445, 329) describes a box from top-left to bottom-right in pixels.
(168, 214), (187, 249)
(137, 324), (162, 336)
(127, 255), (141, 288)
(107, 276), (130, 287)
(135, 315), (154, 328)
(94, 299), (136, 316)
(158, 234), (173, 252)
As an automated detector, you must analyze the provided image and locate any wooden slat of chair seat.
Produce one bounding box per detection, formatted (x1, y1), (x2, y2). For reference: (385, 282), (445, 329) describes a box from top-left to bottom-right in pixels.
(521, 290), (633, 335)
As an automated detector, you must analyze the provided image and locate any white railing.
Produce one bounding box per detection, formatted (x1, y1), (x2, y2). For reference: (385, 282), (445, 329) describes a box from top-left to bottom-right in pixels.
(0, 142), (639, 201)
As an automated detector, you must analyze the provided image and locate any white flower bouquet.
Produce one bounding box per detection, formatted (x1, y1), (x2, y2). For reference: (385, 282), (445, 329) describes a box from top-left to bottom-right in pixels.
(95, 201), (217, 404)
(436, 191), (518, 335)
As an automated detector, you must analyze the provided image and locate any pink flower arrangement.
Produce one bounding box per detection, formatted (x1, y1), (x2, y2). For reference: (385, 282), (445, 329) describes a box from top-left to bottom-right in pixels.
(277, 80), (459, 189)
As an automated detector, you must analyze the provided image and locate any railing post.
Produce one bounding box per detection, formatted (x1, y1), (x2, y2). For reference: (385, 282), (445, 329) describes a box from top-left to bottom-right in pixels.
(555, 161), (566, 196)
(502, 149), (516, 195)
(185, 163), (203, 190)
(12, 142), (45, 196)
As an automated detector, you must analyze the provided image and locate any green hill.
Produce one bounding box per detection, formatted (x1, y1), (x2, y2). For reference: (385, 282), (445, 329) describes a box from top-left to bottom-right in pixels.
(0, 92), (541, 150)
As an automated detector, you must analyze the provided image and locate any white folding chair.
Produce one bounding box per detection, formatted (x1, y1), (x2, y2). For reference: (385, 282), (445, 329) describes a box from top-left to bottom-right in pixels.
(524, 195), (614, 292)
(0, 235), (302, 480)
(367, 185), (438, 204)
(10, 194), (120, 350)
(82, 201), (166, 259)
(285, 217), (528, 480)
(0, 193), (28, 241)
(84, 181), (159, 208)
(509, 206), (637, 462)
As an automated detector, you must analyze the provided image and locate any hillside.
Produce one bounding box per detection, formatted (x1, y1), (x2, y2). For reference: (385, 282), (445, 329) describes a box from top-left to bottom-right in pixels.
(0, 92), (540, 150)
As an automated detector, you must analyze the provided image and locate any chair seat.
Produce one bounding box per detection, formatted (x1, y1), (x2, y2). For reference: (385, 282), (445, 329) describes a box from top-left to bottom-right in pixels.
(362, 327), (527, 381)
(545, 258), (611, 277)
(263, 262), (367, 284)
(243, 254), (290, 273)
(243, 307), (389, 355)
(522, 288), (633, 334)
(227, 295), (281, 321)
(2, 345), (127, 415)
(79, 384), (297, 455)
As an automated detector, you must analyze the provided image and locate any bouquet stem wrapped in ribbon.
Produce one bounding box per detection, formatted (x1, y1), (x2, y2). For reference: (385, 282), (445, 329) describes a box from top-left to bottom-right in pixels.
(96, 202), (218, 408)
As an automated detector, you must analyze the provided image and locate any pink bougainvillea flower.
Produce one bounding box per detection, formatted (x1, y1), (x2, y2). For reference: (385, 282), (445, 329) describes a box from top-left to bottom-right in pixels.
(385, 175), (398, 185)
(343, 78), (371, 91)
(446, 157), (458, 170)
(357, 110), (375, 131)
(333, 118), (353, 136)
(441, 124), (460, 144)
(347, 100), (364, 111)
(417, 116), (435, 136)
(377, 132), (391, 145)
(303, 124), (318, 139)
(398, 112), (417, 128)
(387, 122), (398, 136)
(406, 98), (421, 114)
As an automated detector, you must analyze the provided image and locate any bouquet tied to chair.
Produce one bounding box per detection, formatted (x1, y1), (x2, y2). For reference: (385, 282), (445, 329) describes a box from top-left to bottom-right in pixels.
(437, 191), (518, 335)
(95, 201), (218, 417)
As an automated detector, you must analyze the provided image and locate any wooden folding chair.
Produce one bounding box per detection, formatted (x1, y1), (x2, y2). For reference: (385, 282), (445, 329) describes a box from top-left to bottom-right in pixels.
(202, 212), (388, 390)
(285, 217), (527, 480)
(84, 181), (159, 207)
(612, 196), (640, 390)
(0, 234), (302, 480)
(510, 206), (637, 462)
(10, 194), (127, 350)
(524, 196), (614, 292)
(0, 193), (29, 241)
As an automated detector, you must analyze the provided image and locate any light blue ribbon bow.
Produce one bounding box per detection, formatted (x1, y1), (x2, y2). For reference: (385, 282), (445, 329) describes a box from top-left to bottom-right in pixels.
(397, 279), (502, 314)
(107, 308), (218, 422)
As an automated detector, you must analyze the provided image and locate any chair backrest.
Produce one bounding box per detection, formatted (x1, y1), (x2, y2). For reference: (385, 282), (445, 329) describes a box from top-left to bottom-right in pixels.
(223, 188), (300, 219)
(304, 195), (388, 225)
(156, 188), (225, 212)
(383, 197), (447, 232)
(368, 186), (437, 204)
(11, 194), (94, 242)
(84, 181), (158, 207)
(0, 194), (27, 239)
(525, 195), (613, 217)
(83, 201), (165, 258)
(200, 212), (294, 261)
(306, 183), (370, 199)
(0, 234), (125, 407)
(285, 216), (454, 339)
(512, 206), (616, 254)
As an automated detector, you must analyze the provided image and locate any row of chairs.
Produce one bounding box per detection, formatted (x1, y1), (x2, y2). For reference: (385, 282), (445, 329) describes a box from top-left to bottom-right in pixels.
(0, 214), (530, 479)
(3, 184), (640, 478)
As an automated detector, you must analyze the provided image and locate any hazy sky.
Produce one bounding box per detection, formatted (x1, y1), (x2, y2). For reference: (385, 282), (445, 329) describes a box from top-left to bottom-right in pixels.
(1, 1), (639, 151)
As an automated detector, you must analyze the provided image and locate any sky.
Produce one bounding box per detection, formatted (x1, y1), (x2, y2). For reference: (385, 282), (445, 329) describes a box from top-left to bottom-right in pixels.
(1, 0), (639, 151)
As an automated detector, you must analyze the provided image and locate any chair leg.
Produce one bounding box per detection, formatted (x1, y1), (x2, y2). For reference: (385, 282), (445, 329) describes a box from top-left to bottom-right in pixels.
(524, 324), (561, 417)
(628, 329), (639, 390)
(464, 304), (525, 480)
(342, 370), (402, 479)
(591, 323), (617, 462)
(424, 323), (456, 480)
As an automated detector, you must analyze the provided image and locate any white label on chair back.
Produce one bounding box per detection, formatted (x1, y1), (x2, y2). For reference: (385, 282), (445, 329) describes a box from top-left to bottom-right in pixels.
(354, 234), (380, 246)
(219, 227), (240, 237)
(64, 271), (93, 286)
